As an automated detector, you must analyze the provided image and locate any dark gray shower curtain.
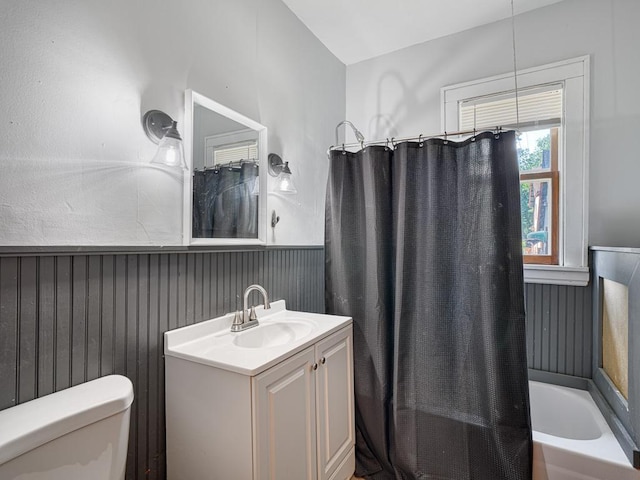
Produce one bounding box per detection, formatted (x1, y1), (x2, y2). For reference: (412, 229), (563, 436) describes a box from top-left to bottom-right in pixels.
(192, 163), (258, 238)
(325, 131), (532, 479)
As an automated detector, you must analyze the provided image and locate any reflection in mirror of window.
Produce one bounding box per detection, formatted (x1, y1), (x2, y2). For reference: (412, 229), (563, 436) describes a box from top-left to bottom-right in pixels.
(209, 142), (258, 169)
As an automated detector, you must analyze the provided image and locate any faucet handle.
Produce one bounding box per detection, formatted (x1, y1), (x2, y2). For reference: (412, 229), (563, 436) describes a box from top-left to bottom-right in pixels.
(248, 306), (258, 321)
(232, 311), (244, 326)
(230, 310), (245, 332)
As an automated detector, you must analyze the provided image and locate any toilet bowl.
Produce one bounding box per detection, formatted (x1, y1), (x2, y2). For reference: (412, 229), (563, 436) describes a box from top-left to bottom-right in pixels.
(0, 375), (134, 480)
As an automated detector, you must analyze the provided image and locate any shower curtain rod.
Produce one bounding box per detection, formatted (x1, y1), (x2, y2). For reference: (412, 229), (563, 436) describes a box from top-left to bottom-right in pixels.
(329, 126), (506, 153)
(327, 116), (558, 153)
(194, 158), (258, 172)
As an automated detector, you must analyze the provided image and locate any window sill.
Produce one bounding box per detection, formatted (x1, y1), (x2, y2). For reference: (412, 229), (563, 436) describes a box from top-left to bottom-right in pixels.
(523, 264), (589, 286)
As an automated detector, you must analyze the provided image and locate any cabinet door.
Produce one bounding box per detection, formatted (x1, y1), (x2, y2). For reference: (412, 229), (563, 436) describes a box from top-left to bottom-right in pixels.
(315, 327), (354, 480)
(253, 346), (317, 480)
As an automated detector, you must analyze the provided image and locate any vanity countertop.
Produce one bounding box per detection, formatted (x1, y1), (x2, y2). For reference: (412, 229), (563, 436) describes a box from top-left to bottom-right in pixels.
(164, 300), (351, 376)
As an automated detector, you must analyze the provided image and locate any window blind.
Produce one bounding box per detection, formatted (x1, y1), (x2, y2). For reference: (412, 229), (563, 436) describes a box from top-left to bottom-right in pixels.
(209, 142), (258, 167)
(460, 85), (563, 131)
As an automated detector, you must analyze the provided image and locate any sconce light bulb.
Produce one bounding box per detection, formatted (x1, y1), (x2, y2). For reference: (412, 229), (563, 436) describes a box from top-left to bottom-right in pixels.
(151, 134), (186, 169)
(276, 163), (297, 194)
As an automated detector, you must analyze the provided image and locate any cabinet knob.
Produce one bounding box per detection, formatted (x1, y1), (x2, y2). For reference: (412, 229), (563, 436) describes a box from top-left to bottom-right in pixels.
(312, 363), (318, 371)
(320, 357), (326, 365)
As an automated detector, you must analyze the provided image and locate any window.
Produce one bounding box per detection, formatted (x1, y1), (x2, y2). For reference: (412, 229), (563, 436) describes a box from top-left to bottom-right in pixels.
(202, 128), (258, 170)
(208, 141), (258, 168)
(459, 87), (562, 264)
(519, 127), (559, 264)
(442, 56), (589, 285)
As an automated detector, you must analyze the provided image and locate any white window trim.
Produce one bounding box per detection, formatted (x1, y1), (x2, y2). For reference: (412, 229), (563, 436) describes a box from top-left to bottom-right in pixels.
(441, 56), (590, 286)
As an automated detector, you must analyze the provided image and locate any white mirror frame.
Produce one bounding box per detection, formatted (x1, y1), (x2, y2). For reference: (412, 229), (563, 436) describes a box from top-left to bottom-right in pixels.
(183, 89), (268, 246)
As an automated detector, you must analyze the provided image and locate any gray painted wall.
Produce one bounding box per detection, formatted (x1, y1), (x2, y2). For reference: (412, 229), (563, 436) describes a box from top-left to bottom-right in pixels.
(0, 0), (344, 246)
(0, 247), (592, 479)
(525, 283), (592, 378)
(591, 247), (640, 465)
(346, 0), (640, 248)
(0, 248), (324, 480)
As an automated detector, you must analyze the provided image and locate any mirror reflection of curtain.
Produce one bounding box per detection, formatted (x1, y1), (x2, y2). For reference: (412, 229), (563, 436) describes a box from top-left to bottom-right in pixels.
(192, 163), (258, 238)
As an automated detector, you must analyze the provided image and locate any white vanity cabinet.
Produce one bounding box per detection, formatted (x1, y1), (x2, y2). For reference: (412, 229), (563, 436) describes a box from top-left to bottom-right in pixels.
(253, 326), (354, 480)
(164, 303), (354, 480)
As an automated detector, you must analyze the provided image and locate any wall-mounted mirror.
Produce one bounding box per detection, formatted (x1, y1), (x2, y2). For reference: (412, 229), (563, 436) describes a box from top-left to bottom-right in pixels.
(184, 90), (267, 245)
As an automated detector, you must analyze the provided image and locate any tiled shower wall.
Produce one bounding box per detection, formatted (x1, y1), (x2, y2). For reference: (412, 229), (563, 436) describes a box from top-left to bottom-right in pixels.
(0, 248), (591, 479)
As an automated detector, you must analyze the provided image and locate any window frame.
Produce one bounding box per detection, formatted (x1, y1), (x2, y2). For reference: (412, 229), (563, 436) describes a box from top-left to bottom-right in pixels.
(521, 127), (559, 265)
(441, 56), (590, 286)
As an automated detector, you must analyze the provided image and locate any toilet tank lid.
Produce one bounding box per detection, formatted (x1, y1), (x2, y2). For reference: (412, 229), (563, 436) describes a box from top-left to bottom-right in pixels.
(0, 375), (134, 466)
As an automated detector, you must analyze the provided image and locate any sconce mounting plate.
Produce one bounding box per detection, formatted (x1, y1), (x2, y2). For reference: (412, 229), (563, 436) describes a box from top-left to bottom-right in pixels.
(268, 153), (284, 177)
(142, 110), (174, 144)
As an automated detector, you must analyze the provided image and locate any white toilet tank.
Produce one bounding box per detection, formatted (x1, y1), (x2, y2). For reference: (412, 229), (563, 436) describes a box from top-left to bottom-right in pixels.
(0, 375), (134, 480)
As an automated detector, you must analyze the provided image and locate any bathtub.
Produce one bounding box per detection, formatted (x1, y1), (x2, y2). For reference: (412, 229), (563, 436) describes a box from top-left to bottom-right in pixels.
(530, 381), (640, 480)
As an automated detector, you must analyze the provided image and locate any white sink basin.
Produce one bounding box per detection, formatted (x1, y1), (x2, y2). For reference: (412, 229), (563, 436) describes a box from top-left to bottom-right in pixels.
(233, 320), (313, 348)
(164, 300), (352, 376)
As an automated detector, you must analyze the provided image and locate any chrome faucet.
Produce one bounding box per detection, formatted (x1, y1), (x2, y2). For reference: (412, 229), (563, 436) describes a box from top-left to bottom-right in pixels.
(230, 284), (271, 332)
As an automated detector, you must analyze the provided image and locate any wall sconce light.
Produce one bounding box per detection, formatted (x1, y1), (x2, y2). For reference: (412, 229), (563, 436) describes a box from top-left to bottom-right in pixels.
(142, 110), (186, 169)
(268, 153), (297, 194)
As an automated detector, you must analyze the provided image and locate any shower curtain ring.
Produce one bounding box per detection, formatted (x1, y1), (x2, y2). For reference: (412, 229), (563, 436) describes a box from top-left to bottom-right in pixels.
(444, 131), (448, 145)
(391, 137), (396, 148)
(360, 140), (365, 150)
(385, 138), (390, 150)
(418, 134), (424, 147)
(342, 143), (346, 155)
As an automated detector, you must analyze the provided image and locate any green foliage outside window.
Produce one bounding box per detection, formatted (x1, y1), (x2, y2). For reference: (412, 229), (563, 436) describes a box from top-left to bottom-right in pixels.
(518, 133), (551, 243)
